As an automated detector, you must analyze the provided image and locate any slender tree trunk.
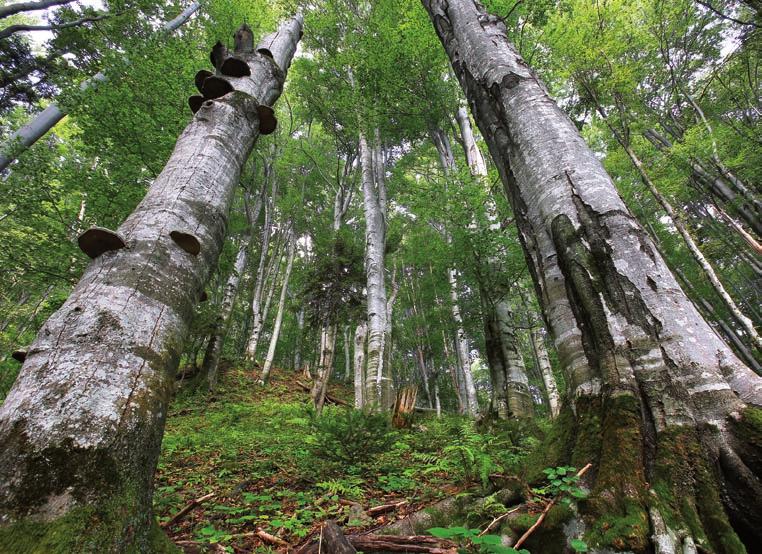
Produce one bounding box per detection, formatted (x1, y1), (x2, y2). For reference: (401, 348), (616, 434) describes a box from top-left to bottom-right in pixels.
(259, 231), (296, 384)
(530, 328), (560, 418)
(455, 106), (487, 176)
(343, 324), (351, 381)
(0, 2), (202, 172)
(424, 1), (762, 549)
(311, 323), (338, 414)
(434, 378), (442, 417)
(202, 239), (249, 390)
(353, 321), (367, 409)
(442, 328), (465, 414)
(0, 16), (301, 551)
(448, 269), (479, 416)
(294, 306), (305, 371)
(360, 131), (388, 409)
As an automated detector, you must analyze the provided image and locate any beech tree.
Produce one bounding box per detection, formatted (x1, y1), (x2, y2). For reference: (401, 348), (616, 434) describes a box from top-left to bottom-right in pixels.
(0, 14), (302, 551)
(423, 0), (762, 550)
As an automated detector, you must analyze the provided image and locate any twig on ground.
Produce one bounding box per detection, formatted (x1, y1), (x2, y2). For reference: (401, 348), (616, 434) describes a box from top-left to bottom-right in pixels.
(161, 492), (216, 528)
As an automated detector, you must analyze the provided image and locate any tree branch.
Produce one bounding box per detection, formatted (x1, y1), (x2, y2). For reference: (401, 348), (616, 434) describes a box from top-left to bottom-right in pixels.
(695, 0), (761, 27)
(0, 0), (77, 20)
(0, 13), (112, 40)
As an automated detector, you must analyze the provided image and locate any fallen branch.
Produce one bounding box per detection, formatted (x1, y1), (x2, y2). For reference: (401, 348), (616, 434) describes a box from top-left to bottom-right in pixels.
(479, 505), (522, 536)
(256, 529), (289, 547)
(348, 534), (457, 553)
(514, 463), (593, 549)
(368, 500), (408, 516)
(161, 492), (216, 528)
(295, 380), (350, 406)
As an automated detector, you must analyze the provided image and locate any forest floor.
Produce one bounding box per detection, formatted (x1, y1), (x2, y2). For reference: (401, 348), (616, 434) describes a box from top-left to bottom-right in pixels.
(155, 367), (544, 553)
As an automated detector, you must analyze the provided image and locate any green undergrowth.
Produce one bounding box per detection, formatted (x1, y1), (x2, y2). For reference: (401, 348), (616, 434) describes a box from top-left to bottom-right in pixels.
(155, 366), (540, 552)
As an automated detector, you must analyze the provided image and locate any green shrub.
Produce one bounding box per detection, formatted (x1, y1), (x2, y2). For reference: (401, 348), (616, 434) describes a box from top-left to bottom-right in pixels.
(308, 408), (394, 468)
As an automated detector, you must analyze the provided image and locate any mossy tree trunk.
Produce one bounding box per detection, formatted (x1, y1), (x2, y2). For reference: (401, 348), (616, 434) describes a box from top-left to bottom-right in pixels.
(423, 0), (762, 551)
(0, 15), (302, 553)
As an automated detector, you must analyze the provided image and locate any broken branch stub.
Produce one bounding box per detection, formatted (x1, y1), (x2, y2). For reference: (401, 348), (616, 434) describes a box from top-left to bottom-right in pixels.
(77, 226), (126, 259)
(11, 350), (26, 363)
(257, 105), (277, 135)
(256, 47), (274, 60)
(234, 24), (254, 53)
(202, 76), (234, 99)
(169, 230), (201, 256)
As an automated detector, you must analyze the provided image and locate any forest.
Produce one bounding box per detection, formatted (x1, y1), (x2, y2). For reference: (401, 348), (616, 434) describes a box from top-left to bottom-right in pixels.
(0, 0), (761, 552)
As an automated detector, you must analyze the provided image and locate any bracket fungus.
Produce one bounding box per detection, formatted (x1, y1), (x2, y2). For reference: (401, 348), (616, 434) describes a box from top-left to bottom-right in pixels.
(194, 69), (213, 93)
(169, 230), (201, 256)
(77, 226), (126, 259)
(256, 47), (274, 60)
(257, 105), (277, 135)
(209, 41), (227, 70)
(202, 76), (234, 99)
(188, 95), (204, 114)
(221, 57), (251, 77)
(11, 350), (26, 363)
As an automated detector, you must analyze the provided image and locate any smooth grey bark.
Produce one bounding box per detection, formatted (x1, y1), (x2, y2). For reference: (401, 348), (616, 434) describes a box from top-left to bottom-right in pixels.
(202, 237), (249, 391)
(360, 131), (389, 409)
(424, 1), (762, 549)
(0, 0), (76, 19)
(0, 16), (301, 551)
(259, 230), (296, 383)
(582, 83), (762, 350)
(0, 2), (201, 172)
(530, 328), (560, 418)
(353, 321), (367, 409)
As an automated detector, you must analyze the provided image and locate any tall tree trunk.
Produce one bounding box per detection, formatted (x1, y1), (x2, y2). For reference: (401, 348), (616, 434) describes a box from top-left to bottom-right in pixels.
(343, 324), (351, 381)
(424, 1), (762, 550)
(202, 238), (249, 391)
(293, 306), (305, 371)
(311, 323), (338, 414)
(0, 2), (202, 172)
(259, 230), (296, 384)
(442, 328), (466, 414)
(360, 131), (388, 409)
(449, 270), (479, 416)
(494, 300), (533, 417)
(582, 84), (762, 350)
(0, 16), (301, 551)
(353, 321), (367, 409)
(530, 328), (560, 418)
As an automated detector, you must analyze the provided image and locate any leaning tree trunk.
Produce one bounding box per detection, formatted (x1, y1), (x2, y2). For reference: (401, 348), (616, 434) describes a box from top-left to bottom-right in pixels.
(360, 131), (388, 409)
(0, 16), (302, 552)
(423, 1), (762, 551)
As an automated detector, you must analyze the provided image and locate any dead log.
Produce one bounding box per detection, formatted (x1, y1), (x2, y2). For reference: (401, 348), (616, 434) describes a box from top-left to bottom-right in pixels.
(347, 534), (457, 553)
(322, 520), (357, 553)
(295, 380), (350, 406)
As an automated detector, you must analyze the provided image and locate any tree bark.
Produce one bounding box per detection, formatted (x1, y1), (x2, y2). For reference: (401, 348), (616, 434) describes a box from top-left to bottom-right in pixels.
(423, 1), (762, 550)
(448, 269), (479, 417)
(259, 230), (296, 383)
(360, 131), (389, 409)
(311, 323), (338, 414)
(494, 300), (533, 417)
(0, 16), (301, 552)
(455, 106), (487, 176)
(293, 306), (305, 371)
